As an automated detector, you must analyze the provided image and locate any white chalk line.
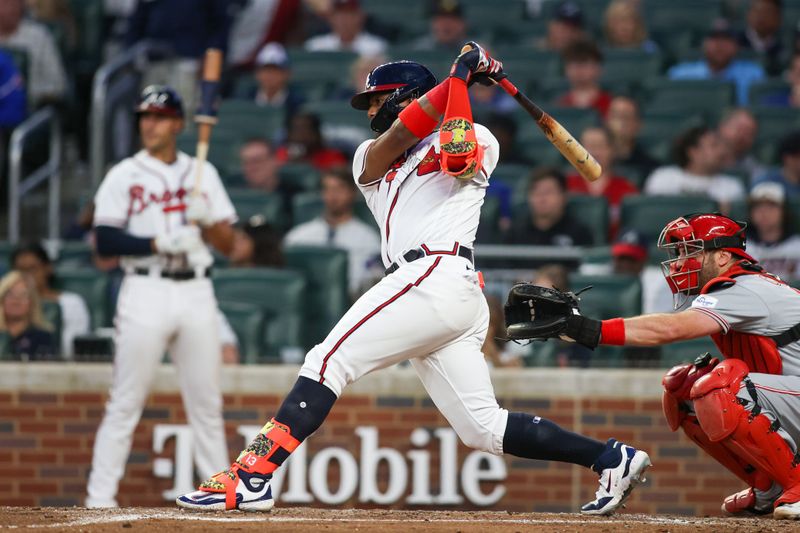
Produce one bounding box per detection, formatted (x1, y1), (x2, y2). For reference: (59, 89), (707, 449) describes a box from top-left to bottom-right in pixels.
(1, 510), (739, 529)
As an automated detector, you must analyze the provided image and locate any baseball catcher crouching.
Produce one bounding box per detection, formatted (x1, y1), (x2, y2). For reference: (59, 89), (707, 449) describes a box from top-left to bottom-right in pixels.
(505, 212), (800, 519)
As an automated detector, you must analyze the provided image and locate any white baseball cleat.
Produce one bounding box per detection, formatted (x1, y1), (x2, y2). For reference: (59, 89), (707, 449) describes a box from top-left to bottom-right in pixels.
(176, 469), (274, 512)
(581, 438), (652, 515)
(774, 501), (800, 520)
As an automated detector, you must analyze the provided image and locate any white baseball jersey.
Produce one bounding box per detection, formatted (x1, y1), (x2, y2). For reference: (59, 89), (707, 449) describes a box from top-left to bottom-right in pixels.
(93, 150), (236, 270)
(352, 124), (499, 267)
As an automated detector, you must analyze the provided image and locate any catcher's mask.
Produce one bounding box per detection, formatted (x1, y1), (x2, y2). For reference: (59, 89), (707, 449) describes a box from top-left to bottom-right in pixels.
(657, 213), (753, 309)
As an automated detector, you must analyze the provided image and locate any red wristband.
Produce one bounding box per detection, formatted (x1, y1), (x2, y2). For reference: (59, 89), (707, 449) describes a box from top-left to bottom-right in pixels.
(398, 100), (438, 138)
(424, 79), (450, 114)
(600, 318), (626, 345)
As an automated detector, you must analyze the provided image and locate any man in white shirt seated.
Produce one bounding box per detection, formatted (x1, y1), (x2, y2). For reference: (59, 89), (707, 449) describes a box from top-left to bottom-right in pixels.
(304, 0), (387, 58)
(284, 167), (380, 296)
(644, 125), (745, 213)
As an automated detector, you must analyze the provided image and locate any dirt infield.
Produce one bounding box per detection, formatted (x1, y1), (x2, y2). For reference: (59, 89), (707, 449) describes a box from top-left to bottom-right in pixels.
(1, 507), (798, 532)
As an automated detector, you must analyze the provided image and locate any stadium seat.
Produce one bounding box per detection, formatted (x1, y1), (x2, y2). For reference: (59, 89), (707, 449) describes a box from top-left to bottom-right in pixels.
(753, 108), (800, 164)
(176, 129), (242, 177)
(291, 191), (375, 228)
(284, 246), (349, 349)
(56, 241), (93, 268)
(638, 111), (703, 164)
(478, 195), (502, 242)
(601, 49), (663, 90)
(644, 0), (723, 39)
(53, 267), (109, 330)
(566, 195), (609, 246)
(216, 101), (286, 141)
(385, 47), (457, 81)
(227, 189), (285, 227)
(660, 337), (720, 368)
(279, 163), (321, 192)
(582, 245), (613, 266)
(498, 48), (562, 91)
(0, 241), (16, 274)
(217, 301), (267, 364)
(643, 79), (735, 124)
(488, 164), (531, 193)
(620, 195), (717, 242)
(301, 100), (372, 148)
(287, 49), (359, 87)
(212, 268), (306, 361)
(749, 78), (790, 108)
(568, 273), (642, 319)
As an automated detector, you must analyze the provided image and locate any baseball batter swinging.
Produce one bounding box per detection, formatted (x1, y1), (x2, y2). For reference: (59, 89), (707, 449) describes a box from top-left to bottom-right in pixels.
(86, 86), (236, 508)
(503, 213), (800, 519)
(177, 43), (650, 515)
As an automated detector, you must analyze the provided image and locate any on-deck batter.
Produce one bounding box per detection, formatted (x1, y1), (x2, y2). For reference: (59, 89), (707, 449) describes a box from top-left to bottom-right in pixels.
(86, 85), (236, 508)
(176, 43), (650, 516)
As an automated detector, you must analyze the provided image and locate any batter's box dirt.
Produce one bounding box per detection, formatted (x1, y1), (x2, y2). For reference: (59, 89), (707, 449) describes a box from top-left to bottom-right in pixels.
(0, 507), (796, 532)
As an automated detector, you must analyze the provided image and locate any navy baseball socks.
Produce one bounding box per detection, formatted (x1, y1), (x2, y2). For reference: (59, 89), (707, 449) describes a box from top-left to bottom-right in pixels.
(177, 377), (337, 511)
(503, 413), (651, 515)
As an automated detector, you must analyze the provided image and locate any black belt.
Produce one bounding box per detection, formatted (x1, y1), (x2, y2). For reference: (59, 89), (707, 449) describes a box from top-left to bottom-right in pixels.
(133, 267), (211, 280)
(385, 245), (473, 276)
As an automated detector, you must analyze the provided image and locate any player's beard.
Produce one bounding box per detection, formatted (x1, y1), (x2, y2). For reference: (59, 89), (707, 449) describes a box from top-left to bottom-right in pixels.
(691, 253), (720, 295)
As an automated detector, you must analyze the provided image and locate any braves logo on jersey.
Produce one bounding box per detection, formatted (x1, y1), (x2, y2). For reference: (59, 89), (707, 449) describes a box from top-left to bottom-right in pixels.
(128, 185), (191, 215)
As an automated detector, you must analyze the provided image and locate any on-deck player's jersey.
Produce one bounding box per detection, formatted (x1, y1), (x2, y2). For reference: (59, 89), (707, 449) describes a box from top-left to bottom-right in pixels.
(690, 274), (800, 375)
(93, 150), (236, 270)
(352, 124), (499, 267)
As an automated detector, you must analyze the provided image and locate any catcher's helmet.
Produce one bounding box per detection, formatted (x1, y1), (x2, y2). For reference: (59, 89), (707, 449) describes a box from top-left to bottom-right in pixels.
(135, 85), (184, 117)
(657, 213), (753, 306)
(350, 61), (436, 121)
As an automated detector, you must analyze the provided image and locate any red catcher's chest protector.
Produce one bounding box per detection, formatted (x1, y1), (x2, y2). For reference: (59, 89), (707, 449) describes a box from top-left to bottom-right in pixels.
(701, 262), (784, 375)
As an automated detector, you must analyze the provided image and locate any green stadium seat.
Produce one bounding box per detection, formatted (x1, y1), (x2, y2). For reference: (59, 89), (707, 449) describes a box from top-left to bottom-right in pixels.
(497, 48), (562, 90)
(41, 300), (62, 356)
(643, 79), (735, 124)
(644, 0), (722, 38)
(753, 108), (800, 164)
(279, 163), (321, 192)
(213, 268), (306, 361)
(620, 195), (717, 242)
(302, 100), (366, 129)
(660, 337), (720, 368)
(284, 246), (349, 349)
(360, 0), (426, 32)
(385, 47), (457, 80)
(56, 241), (93, 268)
(176, 129), (242, 177)
(479, 195), (502, 242)
(68, 0), (104, 74)
(291, 191), (374, 227)
(749, 78), (790, 108)
(601, 49), (663, 89)
(727, 199), (748, 223)
(227, 189), (285, 227)
(490, 164), (531, 193)
(569, 273), (642, 318)
(582, 245), (612, 266)
(567, 195), (609, 246)
(53, 267), (109, 330)
(638, 111), (703, 164)
(217, 301), (266, 364)
(287, 49), (360, 86)
(461, 0), (527, 37)
(216, 101), (286, 141)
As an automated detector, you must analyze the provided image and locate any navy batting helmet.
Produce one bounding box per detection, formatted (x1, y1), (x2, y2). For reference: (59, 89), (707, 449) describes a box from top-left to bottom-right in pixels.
(351, 61), (437, 110)
(135, 85), (184, 117)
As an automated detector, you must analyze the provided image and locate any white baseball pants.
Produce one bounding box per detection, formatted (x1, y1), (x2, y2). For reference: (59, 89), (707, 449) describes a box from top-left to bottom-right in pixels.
(86, 275), (228, 507)
(299, 252), (509, 455)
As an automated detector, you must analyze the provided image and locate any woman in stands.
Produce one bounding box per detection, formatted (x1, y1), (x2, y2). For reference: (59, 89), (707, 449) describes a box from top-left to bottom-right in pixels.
(11, 243), (90, 358)
(0, 270), (56, 360)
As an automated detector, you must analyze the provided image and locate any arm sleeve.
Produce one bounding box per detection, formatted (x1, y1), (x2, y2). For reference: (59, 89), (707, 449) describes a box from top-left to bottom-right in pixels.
(689, 284), (770, 334)
(95, 225), (153, 256)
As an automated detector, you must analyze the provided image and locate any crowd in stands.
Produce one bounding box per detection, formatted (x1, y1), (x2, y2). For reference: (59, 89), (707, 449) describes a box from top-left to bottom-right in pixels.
(2, 0), (800, 368)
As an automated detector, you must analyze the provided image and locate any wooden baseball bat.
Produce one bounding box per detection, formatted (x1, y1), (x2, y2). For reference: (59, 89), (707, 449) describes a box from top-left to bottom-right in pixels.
(193, 48), (223, 196)
(459, 43), (602, 182)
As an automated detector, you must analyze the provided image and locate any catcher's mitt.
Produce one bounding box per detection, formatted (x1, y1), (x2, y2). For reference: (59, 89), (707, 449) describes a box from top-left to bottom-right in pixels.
(503, 284), (601, 349)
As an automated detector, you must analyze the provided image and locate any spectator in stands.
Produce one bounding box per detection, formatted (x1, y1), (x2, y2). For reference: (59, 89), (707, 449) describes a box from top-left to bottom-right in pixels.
(604, 95), (657, 178)
(556, 40), (613, 118)
(10, 243), (90, 358)
(304, 0), (387, 57)
(482, 294), (524, 368)
(0, 49), (25, 131)
(0, 0), (66, 107)
(229, 216), (284, 268)
(717, 108), (765, 181)
(602, 0), (658, 53)
(412, 0), (468, 52)
(566, 126), (638, 238)
(0, 270), (56, 360)
(745, 181), (800, 280)
(485, 113), (532, 166)
(239, 138), (281, 191)
(226, 0), (303, 66)
(738, 0), (784, 75)
(668, 19), (765, 106)
(534, 1), (587, 52)
(25, 0), (77, 48)
(470, 79), (517, 116)
(250, 43), (304, 120)
(284, 167), (379, 295)
(753, 130), (800, 198)
(126, 0), (231, 116)
(507, 166), (593, 246)
(275, 112), (347, 171)
(760, 51), (800, 107)
(645, 125), (745, 212)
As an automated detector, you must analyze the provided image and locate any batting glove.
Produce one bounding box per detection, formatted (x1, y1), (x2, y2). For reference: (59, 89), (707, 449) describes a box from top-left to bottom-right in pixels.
(154, 225), (203, 255)
(185, 194), (214, 227)
(450, 41), (504, 84)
